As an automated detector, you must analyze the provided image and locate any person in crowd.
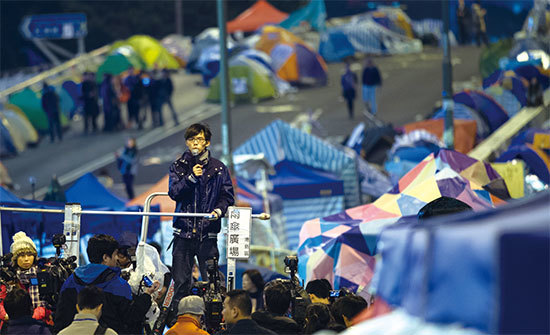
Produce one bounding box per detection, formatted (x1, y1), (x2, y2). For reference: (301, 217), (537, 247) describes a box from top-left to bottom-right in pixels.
(148, 69), (164, 128)
(124, 68), (144, 130)
(3, 288), (51, 335)
(100, 73), (118, 132)
(341, 62), (358, 119)
(54, 234), (157, 334)
(9, 232), (53, 325)
(166, 295), (209, 335)
(58, 286), (117, 335)
(361, 59), (382, 115)
(251, 280), (300, 335)
(305, 279), (331, 305)
(43, 174), (66, 203)
(456, 0), (471, 45)
(242, 269), (264, 313)
(41, 82), (63, 143)
(330, 295), (368, 328)
(303, 303), (334, 334)
(472, 2), (489, 47)
(160, 69), (179, 125)
(116, 137), (138, 199)
(168, 123), (235, 305)
(527, 77), (544, 107)
(81, 71), (100, 134)
(219, 290), (276, 335)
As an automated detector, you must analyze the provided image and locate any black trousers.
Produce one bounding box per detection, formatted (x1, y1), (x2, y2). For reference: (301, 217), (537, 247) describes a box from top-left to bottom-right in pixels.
(171, 237), (219, 304)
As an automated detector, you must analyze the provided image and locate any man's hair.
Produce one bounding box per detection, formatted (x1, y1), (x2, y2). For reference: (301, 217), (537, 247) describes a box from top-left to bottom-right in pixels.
(264, 281), (291, 315)
(185, 123), (212, 142)
(77, 286), (105, 310)
(331, 295), (368, 325)
(226, 289), (252, 316)
(87, 234), (119, 264)
(304, 303), (333, 334)
(3, 288), (32, 320)
(243, 269), (265, 291)
(306, 279), (331, 299)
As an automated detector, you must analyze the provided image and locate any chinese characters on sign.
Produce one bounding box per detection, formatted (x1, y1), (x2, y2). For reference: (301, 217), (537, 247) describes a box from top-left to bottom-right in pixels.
(226, 206), (251, 259)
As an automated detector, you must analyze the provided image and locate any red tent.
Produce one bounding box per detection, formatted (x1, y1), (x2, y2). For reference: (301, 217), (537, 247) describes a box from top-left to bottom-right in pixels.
(227, 0), (288, 33)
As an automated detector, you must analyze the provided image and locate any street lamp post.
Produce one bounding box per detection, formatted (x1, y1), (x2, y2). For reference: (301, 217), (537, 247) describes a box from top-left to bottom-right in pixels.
(442, 0), (454, 149)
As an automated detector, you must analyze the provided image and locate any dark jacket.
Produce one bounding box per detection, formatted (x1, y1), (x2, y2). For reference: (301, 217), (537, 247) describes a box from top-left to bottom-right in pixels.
(362, 66), (382, 86)
(251, 311), (300, 335)
(6, 316), (51, 335)
(168, 149), (235, 239)
(53, 264), (152, 335)
(224, 319), (277, 335)
(41, 87), (59, 118)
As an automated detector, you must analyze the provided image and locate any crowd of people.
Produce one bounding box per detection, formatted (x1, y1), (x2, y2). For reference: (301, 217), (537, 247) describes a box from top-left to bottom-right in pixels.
(0, 231), (370, 335)
(40, 67), (179, 141)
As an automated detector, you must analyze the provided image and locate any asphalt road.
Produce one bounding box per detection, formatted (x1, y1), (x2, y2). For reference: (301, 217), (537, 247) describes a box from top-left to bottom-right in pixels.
(3, 45), (481, 200)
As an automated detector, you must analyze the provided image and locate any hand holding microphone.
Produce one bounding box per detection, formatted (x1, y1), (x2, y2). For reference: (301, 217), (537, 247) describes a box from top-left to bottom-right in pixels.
(192, 164), (203, 177)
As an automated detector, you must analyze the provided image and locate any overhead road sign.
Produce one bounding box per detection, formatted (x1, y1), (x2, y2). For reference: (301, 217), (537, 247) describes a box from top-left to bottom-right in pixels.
(20, 13), (87, 40)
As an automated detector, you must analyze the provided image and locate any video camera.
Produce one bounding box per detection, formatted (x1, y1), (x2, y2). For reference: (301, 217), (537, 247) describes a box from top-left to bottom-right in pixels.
(36, 234), (78, 308)
(0, 253), (17, 284)
(190, 257), (224, 333)
(283, 256), (309, 327)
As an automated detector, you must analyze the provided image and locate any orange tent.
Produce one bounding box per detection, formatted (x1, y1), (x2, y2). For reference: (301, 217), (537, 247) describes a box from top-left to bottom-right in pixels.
(227, 0), (288, 33)
(403, 119), (477, 154)
(127, 175), (174, 221)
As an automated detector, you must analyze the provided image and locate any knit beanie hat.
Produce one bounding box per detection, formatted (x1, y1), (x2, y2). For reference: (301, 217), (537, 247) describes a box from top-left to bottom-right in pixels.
(11, 231), (37, 263)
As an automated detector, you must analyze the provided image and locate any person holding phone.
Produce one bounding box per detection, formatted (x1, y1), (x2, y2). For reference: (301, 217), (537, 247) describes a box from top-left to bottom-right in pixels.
(168, 123), (235, 307)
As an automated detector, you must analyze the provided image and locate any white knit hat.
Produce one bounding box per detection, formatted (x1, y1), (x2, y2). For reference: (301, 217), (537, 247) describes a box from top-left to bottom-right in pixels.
(11, 231), (37, 259)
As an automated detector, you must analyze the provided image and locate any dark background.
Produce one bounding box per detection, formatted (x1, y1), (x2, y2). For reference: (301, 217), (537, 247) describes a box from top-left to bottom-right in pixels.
(0, 0), (532, 72)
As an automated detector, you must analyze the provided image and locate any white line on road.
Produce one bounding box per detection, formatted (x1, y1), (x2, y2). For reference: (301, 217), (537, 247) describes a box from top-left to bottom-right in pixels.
(28, 104), (221, 199)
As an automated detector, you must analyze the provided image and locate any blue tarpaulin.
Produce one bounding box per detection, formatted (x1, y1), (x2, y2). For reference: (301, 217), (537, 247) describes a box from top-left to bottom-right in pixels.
(66, 172), (127, 208)
(280, 0), (327, 32)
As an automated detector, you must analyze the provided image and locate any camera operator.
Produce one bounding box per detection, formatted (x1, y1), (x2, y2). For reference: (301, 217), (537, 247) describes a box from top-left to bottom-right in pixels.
(251, 280), (300, 335)
(305, 279), (331, 305)
(6, 232), (53, 326)
(218, 290), (276, 335)
(54, 234), (158, 335)
(166, 296), (209, 335)
(330, 295), (368, 329)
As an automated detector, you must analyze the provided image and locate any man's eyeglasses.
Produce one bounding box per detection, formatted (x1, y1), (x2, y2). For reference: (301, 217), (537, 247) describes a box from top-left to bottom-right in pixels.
(187, 137), (206, 144)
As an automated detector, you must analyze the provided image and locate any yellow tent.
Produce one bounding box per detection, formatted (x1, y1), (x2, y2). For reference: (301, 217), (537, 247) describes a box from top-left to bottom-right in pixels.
(255, 25), (306, 55)
(111, 35), (180, 70)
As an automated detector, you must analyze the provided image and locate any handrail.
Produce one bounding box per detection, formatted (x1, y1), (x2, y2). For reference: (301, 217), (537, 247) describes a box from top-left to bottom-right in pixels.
(468, 106), (545, 161)
(0, 45), (110, 99)
(0, 206), (64, 213)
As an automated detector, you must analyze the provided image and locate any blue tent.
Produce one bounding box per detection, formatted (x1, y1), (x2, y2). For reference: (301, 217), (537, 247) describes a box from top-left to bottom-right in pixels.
(66, 172), (127, 208)
(374, 191), (550, 333)
(319, 30), (355, 62)
(234, 120), (360, 249)
(219, 262), (288, 290)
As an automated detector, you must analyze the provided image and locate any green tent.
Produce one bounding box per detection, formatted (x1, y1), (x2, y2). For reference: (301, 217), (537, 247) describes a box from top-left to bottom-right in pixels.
(96, 46), (145, 81)
(8, 88), (69, 134)
(480, 39), (513, 79)
(207, 56), (277, 103)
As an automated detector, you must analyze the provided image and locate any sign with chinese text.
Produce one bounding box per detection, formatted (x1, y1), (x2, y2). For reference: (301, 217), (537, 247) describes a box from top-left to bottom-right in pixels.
(226, 206), (251, 259)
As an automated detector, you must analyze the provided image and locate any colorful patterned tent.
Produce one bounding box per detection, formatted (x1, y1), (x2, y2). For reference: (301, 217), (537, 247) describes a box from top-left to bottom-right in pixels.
(297, 149), (506, 294)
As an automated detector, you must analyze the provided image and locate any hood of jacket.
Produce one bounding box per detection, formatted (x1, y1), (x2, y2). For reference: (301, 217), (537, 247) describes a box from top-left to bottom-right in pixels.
(74, 263), (120, 284)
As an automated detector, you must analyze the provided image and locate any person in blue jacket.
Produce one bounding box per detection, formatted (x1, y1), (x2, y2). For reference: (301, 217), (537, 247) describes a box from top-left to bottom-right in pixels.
(168, 123), (235, 306)
(53, 234), (157, 334)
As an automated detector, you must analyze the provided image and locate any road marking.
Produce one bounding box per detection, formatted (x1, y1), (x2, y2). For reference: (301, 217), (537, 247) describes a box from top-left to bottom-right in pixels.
(28, 104), (221, 199)
(256, 105), (301, 113)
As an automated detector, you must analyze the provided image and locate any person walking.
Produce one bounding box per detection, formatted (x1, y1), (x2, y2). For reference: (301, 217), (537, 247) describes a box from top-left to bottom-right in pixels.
(456, 0), (471, 45)
(361, 59), (382, 115)
(341, 63), (358, 119)
(168, 123), (235, 307)
(41, 82), (63, 143)
(116, 137), (138, 199)
(472, 2), (489, 47)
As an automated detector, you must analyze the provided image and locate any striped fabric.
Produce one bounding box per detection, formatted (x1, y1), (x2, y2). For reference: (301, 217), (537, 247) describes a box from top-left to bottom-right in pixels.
(484, 87), (521, 117)
(233, 120), (361, 208)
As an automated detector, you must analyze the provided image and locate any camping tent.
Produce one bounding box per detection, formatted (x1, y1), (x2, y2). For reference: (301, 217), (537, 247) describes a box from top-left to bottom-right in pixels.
(453, 90), (509, 133)
(297, 150), (507, 294)
(207, 55), (277, 103)
(111, 35), (179, 70)
(161, 34), (192, 67)
(0, 104), (38, 146)
(234, 120), (361, 249)
(402, 118), (477, 154)
(66, 172), (128, 208)
(280, 0), (327, 32)
(227, 0), (288, 33)
(97, 46), (145, 80)
(187, 28), (236, 73)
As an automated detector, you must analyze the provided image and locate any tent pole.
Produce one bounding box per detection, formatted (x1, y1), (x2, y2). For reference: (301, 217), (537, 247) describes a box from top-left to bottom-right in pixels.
(442, 0), (454, 149)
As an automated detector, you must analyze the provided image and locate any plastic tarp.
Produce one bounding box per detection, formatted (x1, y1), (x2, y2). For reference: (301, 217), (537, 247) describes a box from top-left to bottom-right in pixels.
(280, 0), (327, 32)
(8, 88), (69, 133)
(402, 119), (477, 154)
(298, 150), (506, 295)
(207, 55), (277, 103)
(227, 0), (288, 33)
(374, 191), (549, 333)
